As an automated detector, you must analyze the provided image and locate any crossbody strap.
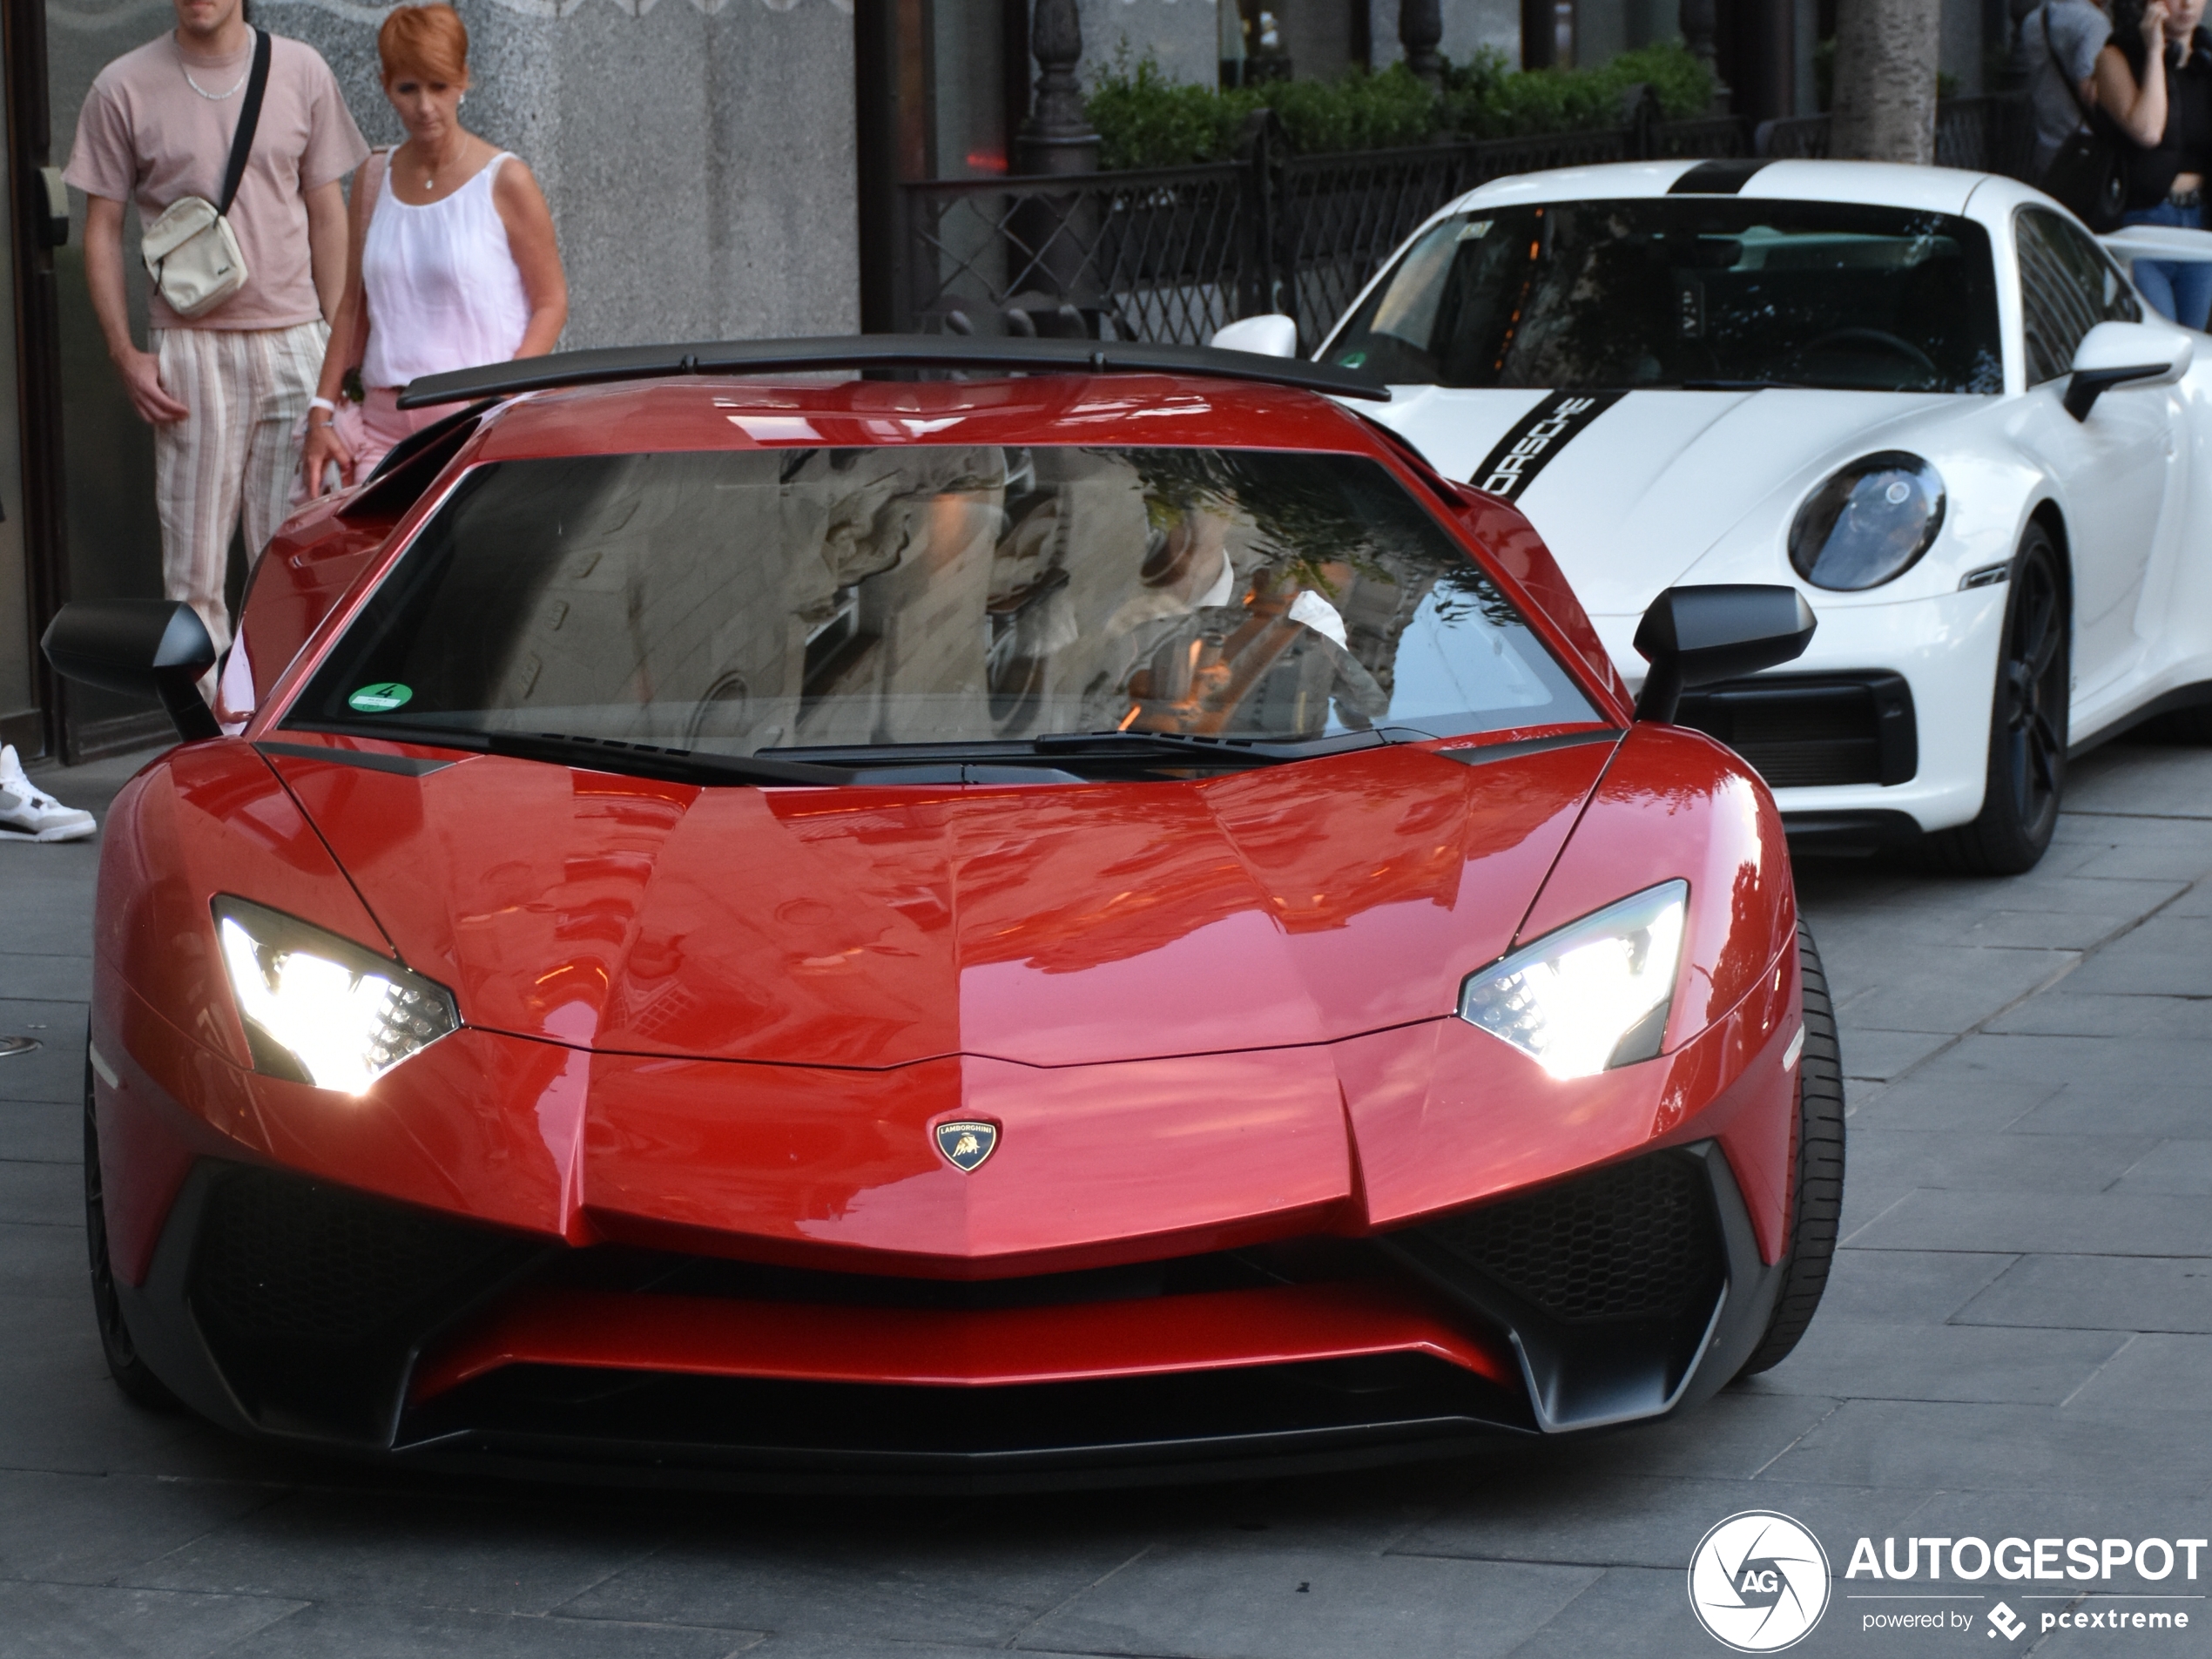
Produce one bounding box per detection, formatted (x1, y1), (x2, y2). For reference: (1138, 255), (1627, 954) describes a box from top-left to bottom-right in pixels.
(216, 28), (271, 218)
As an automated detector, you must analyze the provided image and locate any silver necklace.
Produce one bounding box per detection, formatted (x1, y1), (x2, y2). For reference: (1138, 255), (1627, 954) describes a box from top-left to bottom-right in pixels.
(181, 59), (250, 100)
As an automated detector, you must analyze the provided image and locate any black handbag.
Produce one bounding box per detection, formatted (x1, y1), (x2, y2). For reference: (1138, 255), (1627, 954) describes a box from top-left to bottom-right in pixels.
(2038, 5), (2129, 230)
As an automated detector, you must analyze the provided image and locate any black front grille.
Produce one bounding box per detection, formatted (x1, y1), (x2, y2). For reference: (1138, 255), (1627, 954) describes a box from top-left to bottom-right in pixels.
(193, 1169), (512, 1344)
(1676, 671), (1916, 788)
(404, 1352), (1531, 1476)
(1414, 1153), (1721, 1322)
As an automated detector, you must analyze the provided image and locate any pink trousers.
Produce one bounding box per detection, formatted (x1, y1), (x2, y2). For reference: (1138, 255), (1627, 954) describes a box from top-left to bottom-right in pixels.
(294, 386), (448, 502)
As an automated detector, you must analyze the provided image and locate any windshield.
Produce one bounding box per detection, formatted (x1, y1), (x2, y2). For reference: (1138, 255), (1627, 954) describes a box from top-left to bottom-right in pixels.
(287, 444), (1595, 772)
(1324, 199), (2003, 395)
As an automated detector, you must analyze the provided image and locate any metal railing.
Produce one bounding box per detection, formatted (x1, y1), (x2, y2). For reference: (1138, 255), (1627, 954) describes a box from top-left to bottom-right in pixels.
(892, 95), (2033, 350)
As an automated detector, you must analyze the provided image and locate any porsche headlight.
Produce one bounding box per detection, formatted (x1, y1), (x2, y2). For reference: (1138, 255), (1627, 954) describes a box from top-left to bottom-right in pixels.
(1788, 451), (1946, 590)
(212, 896), (458, 1094)
(1458, 880), (1687, 1079)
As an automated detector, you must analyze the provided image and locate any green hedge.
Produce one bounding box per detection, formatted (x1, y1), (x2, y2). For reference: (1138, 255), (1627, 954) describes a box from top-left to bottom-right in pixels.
(1087, 44), (1715, 171)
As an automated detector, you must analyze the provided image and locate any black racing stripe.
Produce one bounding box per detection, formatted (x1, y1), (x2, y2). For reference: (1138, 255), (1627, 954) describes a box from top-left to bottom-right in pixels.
(1668, 158), (1772, 194)
(257, 740), (455, 777)
(1470, 390), (1623, 501)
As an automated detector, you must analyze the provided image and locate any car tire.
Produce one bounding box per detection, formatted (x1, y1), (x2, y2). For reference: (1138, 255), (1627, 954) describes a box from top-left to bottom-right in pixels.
(84, 1048), (179, 1411)
(1734, 919), (1845, 1379)
(1925, 525), (2069, 875)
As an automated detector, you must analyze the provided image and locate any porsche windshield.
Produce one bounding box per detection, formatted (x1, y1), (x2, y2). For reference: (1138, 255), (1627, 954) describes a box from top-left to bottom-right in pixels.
(288, 445), (1595, 765)
(1324, 199), (2004, 394)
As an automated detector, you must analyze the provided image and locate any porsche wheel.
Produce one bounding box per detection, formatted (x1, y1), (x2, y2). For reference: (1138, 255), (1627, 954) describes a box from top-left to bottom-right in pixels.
(84, 1049), (177, 1410)
(1735, 920), (1844, 1378)
(1926, 526), (2068, 875)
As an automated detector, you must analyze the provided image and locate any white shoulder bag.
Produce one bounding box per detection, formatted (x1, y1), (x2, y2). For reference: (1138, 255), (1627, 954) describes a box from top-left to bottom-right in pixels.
(141, 28), (269, 319)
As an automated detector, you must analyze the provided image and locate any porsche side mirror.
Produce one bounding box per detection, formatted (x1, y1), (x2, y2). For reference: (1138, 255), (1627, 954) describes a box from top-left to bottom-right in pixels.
(42, 600), (221, 742)
(2065, 320), (2193, 421)
(1634, 585), (1817, 725)
(1209, 314), (1298, 358)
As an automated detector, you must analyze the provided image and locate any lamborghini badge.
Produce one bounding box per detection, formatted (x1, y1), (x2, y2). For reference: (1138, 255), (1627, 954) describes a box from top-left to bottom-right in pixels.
(934, 1120), (998, 1172)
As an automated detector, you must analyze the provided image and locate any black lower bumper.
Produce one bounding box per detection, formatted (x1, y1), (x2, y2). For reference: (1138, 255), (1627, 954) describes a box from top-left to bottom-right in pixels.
(113, 1143), (1783, 1493)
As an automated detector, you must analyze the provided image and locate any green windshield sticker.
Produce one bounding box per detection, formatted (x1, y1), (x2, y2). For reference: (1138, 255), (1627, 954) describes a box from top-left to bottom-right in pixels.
(1337, 350), (1367, 368)
(347, 683), (413, 714)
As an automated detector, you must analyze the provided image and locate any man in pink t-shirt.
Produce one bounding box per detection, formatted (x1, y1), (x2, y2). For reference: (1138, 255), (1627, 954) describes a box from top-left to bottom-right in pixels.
(64, 0), (367, 679)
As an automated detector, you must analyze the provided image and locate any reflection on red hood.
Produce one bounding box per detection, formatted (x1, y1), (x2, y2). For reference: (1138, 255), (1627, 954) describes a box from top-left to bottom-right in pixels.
(267, 738), (1613, 1067)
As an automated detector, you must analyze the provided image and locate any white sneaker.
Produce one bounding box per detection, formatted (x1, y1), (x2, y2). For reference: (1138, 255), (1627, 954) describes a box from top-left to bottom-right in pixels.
(0, 745), (97, 843)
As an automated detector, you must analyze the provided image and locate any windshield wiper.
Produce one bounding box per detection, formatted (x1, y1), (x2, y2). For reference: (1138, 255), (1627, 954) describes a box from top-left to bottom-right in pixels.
(1028, 728), (1399, 765)
(480, 732), (850, 786)
(293, 723), (849, 787)
(763, 728), (1404, 773)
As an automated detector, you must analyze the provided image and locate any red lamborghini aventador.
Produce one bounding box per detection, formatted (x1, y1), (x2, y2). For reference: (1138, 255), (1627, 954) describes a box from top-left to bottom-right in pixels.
(44, 337), (1843, 1488)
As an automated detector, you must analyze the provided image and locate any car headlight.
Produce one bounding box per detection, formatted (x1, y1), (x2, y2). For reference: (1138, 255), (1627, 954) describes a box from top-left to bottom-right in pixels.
(212, 896), (458, 1094)
(1458, 880), (1688, 1079)
(1788, 451), (1946, 590)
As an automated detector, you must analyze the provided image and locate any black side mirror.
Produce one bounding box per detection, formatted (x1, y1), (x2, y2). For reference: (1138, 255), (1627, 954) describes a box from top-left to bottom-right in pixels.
(41, 601), (222, 742)
(1633, 584), (1817, 724)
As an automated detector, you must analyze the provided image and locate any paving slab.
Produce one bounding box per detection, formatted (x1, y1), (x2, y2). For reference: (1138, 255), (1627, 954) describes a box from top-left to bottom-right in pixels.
(0, 1017), (90, 1108)
(0, 1579), (303, 1659)
(2058, 1333), (2212, 1413)
(1013, 1545), (1599, 1659)
(214, 1603), (766, 1658)
(562, 1525), (1154, 1649)
(1759, 1399), (2212, 1496)
(2107, 1138), (2212, 1196)
(1749, 1319), (2129, 1405)
(1988, 992), (2212, 1040)
(0, 1158), (83, 1229)
(1844, 1074), (2063, 1133)
(126, 1490), (666, 1618)
(0, 1099), (84, 1165)
(1844, 1127), (2159, 1196)
(1953, 1254), (2212, 1333)
(1813, 1248), (2019, 1325)
(1846, 1190), (2212, 1256)
(0, 1218), (86, 1300)
(1829, 1028), (1951, 1084)
(0, 1468), (276, 1586)
(1397, 1473), (1929, 1570)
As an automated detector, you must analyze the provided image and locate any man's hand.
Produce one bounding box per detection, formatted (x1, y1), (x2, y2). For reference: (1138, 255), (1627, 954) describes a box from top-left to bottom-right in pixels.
(83, 194), (190, 424)
(115, 345), (189, 423)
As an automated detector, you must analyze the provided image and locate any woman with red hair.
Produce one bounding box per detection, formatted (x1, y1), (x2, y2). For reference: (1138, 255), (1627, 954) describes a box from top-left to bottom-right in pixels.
(298, 2), (565, 492)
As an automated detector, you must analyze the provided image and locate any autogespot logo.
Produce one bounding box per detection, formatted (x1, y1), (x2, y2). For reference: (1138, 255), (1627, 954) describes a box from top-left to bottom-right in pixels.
(1689, 1510), (1833, 1652)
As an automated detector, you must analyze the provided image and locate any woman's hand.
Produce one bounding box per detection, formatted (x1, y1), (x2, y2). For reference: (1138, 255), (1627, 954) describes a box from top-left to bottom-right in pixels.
(2143, 0), (2171, 49)
(300, 416), (357, 499)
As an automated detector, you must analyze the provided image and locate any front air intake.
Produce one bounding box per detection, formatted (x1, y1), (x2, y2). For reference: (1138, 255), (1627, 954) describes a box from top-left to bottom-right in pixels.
(1413, 1151), (1723, 1323)
(187, 1166), (535, 1440)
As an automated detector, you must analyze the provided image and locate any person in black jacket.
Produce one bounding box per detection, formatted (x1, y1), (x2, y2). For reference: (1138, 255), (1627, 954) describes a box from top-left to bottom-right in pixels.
(2098, 0), (2212, 323)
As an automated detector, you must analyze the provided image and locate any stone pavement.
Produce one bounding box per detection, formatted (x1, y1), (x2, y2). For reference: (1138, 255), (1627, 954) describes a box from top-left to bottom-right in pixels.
(0, 739), (2207, 1658)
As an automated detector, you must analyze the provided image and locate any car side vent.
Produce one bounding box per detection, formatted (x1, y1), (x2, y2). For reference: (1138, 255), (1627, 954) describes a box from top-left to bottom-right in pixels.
(337, 400), (490, 524)
(1414, 1153), (1721, 1322)
(192, 1168), (512, 1345)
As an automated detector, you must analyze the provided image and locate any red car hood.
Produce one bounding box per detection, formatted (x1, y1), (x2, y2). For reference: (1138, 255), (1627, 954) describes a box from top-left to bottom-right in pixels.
(268, 738), (1613, 1068)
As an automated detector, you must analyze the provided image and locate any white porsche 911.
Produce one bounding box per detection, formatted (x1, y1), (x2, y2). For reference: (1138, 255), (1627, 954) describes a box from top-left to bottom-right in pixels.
(1219, 158), (2212, 873)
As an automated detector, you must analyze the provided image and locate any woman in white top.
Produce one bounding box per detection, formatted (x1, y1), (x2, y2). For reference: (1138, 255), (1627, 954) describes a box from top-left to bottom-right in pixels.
(299, 3), (564, 495)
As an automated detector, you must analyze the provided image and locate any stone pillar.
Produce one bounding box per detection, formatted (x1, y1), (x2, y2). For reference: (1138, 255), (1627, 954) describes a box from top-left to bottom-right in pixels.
(1017, 0), (1100, 177)
(1399, 0), (1446, 85)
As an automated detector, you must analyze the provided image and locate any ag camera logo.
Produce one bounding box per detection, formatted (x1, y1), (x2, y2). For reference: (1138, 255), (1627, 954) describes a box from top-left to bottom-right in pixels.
(1689, 1510), (1832, 1651)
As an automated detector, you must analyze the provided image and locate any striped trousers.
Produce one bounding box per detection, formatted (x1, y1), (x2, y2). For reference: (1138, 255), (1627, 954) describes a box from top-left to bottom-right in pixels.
(150, 320), (327, 664)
